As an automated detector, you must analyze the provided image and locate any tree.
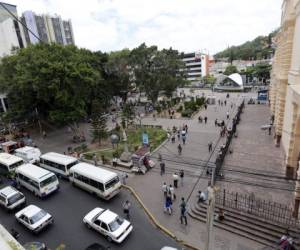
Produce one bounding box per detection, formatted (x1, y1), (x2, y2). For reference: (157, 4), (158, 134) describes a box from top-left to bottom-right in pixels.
(224, 65), (238, 75)
(0, 43), (101, 126)
(90, 100), (108, 145)
(202, 75), (216, 86)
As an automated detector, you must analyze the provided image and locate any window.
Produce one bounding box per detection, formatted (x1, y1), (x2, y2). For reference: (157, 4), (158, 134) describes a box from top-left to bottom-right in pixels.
(7, 193), (23, 206)
(30, 210), (47, 224)
(0, 163), (8, 172)
(100, 222), (109, 231)
(0, 195), (6, 203)
(90, 179), (99, 189)
(40, 175), (57, 188)
(94, 220), (101, 226)
(9, 160), (24, 170)
(67, 161), (78, 170)
(105, 177), (119, 190)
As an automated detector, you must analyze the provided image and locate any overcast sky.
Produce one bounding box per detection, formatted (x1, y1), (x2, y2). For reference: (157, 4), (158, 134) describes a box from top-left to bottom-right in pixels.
(8, 0), (282, 54)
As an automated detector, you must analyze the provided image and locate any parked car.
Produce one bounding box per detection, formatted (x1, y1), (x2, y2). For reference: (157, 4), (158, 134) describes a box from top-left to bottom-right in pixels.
(85, 243), (110, 250)
(15, 205), (53, 233)
(83, 207), (133, 243)
(23, 242), (47, 250)
(0, 186), (26, 210)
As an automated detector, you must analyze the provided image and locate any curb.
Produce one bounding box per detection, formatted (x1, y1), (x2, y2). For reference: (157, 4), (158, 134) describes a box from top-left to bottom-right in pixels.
(122, 185), (201, 250)
(150, 138), (169, 156)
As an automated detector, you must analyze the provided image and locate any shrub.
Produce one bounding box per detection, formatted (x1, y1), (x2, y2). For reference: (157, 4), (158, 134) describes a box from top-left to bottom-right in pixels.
(181, 109), (193, 117)
(177, 105), (183, 112)
(196, 97), (206, 106)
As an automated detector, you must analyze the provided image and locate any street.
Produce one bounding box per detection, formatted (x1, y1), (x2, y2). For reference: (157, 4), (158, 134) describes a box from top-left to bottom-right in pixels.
(0, 179), (180, 250)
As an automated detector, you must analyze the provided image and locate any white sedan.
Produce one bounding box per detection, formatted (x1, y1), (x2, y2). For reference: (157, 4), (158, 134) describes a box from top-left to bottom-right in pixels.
(15, 205), (53, 233)
(83, 207), (133, 243)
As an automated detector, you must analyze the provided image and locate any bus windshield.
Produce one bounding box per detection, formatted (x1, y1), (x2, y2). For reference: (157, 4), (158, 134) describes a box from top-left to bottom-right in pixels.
(67, 161), (79, 170)
(40, 175), (57, 188)
(9, 160), (24, 170)
(105, 176), (119, 190)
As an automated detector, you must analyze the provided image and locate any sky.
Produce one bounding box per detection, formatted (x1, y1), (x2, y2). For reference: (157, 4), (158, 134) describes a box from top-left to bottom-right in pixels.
(7, 0), (282, 54)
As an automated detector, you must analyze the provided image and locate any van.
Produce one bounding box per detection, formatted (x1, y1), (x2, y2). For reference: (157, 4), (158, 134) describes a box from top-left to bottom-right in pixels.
(15, 146), (41, 164)
(0, 153), (24, 175)
(16, 164), (59, 198)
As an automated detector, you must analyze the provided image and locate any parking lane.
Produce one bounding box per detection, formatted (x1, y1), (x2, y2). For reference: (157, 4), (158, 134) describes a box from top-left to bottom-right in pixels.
(0, 180), (180, 250)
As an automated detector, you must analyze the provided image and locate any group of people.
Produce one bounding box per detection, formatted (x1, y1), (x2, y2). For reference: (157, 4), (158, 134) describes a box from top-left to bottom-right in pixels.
(198, 115), (208, 124)
(167, 125), (188, 155)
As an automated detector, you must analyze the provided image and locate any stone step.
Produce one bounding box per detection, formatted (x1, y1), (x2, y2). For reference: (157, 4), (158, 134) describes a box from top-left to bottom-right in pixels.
(195, 203), (299, 238)
(188, 209), (278, 249)
(189, 203), (300, 248)
(197, 201), (300, 237)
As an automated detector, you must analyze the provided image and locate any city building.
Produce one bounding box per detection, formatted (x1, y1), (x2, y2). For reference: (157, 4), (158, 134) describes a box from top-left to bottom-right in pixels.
(21, 11), (75, 45)
(269, 0), (300, 215)
(181, 52), (209, 82)
(0, 2), (26, 57)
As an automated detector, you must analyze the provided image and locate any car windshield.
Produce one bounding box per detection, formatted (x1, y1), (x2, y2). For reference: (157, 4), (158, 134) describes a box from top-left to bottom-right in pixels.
(40, 175), (57, 188)
(109, 216), (124, 232)
(105, 176), (119, 190)
(30, 210), (47, 224)
(7, 193), (23, 205)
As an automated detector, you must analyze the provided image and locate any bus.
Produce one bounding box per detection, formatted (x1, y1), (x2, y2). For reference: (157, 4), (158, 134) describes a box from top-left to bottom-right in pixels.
(39, 152), (79, 178)
(0, 153), (24, 175)
(15, 164), (59, 198)
(69, 163), (121, 200)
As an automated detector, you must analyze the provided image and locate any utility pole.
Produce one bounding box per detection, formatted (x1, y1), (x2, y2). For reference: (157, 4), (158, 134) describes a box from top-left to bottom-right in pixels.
(205, 168), (215, 250)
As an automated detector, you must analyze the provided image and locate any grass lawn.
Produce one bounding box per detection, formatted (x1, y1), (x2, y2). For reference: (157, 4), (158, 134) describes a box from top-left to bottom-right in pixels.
(84, 127), (167, 161)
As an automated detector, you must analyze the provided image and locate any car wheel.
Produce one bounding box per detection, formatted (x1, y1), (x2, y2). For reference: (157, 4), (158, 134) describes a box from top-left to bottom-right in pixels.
(106, 236), (112, 242)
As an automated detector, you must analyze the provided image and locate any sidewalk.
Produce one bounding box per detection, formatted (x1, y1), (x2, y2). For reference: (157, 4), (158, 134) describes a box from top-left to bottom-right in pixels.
(127, 92), (264, 250)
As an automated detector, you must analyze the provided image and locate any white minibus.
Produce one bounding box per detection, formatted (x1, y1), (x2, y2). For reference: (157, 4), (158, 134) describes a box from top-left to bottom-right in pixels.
(39, 152), (79, 178)
(69, 163), (121, 200)
(16, 164), (59, 198)
(0, 153), (24, 175)
(15, 146), (41, 164)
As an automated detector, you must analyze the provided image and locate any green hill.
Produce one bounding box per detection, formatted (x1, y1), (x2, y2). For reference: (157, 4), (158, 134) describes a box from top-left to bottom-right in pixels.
(214, 30), (278, 61)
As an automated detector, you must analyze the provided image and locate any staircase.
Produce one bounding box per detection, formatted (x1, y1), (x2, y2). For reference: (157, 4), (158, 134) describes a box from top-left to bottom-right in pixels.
(188, 202), (300, 249)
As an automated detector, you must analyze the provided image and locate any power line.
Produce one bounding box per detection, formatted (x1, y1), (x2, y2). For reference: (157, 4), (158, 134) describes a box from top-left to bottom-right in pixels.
(0, 2), (43, 44)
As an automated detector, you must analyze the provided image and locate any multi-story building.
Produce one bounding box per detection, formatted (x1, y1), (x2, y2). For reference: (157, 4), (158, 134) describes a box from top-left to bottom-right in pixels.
(0, 2), (26, 57)
(21, 11), (75, 45)
(270, 0), (300, 215)
(181, 52), (209, 82)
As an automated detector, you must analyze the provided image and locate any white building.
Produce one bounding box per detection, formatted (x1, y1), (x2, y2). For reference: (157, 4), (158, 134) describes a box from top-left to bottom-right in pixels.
(181, 52), (209, 82)
(0, 2), (26, 58)
(21, 11), (75, 45)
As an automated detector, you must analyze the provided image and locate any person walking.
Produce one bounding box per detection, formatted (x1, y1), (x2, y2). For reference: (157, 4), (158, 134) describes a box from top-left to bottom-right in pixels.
(215, 119), (218, 127)
(165, 195), (172, 215)
(208, 141), (213, 152)
(162, 182), (168, 197)
(42, 130), (47, 139)
(178, 144), (182, 155)
(177, 130), (180, 141)
(204, 116), (208, 124)
(226, 111), (229, 119)
(158, 153), (162, 162)
(179, 170), (184, 186)
(180, 197), (187, 225)
(93, 154), (97, 166)
(169, 184), (175, 200)
(182, 135), (186, 145)
(173, 173), (179, 188)
(268, 126), (272, 135)
(224, 100), (227, 106)
(160, 161), (165, 175)
(123, 200), (131, 219)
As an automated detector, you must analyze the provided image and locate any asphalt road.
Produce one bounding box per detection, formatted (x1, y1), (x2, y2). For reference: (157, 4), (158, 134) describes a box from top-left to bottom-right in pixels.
(0, 180), (180, 250)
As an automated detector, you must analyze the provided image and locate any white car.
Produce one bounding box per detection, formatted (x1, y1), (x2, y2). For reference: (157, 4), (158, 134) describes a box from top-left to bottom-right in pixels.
(15, 205), (53, 233)
(83, 207), (133, 243)
(0, 186), (26, 210)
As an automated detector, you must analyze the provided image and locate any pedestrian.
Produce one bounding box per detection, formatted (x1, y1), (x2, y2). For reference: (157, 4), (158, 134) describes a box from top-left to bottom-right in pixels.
(179, 170), (184, 186)
(158, 153), (162, 162)
(180, 197), (187, 225)
(226, 111), (229, 119)
(177, 130), (180, 140)
(198, 116), (202, 123)
(123, 200), (131, 219)
(224, 100), (227, 106)
(178, 144), (182, 155)
(268, 126), (271, 135)
(165, 195), (172, 214)
(171, 134), (175, 143)
(221, 101), (223, 106)
(93, 153), (97, 166)
(153, 113), (156, 121)
(215, 208), (225, 221)
(160, 161), (165, 175)
(169, 184), (175, 200)
(218, 99), (220, 106)
(42, 130), (47, 139)
(215, 119), (218, 127)
(121, 173), (128, 184)
(197, 190), (207, 203)
(182, 135), (186, 145)
(173, 172), (179, 188)
(208, 142), (213, 152)
(167, 132), (171, 141)
(204, 104), (207, 110)
(204, 116), (208, 124)
(231, 103), (233, 109)
(162, 182), (168, 197)
(185, 124), (188, 133)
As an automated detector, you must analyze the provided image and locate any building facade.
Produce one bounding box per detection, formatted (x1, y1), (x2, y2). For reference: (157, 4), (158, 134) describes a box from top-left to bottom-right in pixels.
(270, 0), (300, 215)
(21, 11), (75, 45)
(0, 2), (26, 57)
(181, 52), (209, 82)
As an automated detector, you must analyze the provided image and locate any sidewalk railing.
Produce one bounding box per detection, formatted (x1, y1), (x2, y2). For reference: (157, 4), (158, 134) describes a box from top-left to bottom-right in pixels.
(215, 189), (300, 229)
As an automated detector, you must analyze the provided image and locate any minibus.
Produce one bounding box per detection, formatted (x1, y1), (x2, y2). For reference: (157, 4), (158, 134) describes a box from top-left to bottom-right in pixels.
(15, 146), (41, 164)
(16, 164), (59, 198)
(69, 163), (121, 200)
(0, 153), (24, 175)
(39, 152), (79, 178)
